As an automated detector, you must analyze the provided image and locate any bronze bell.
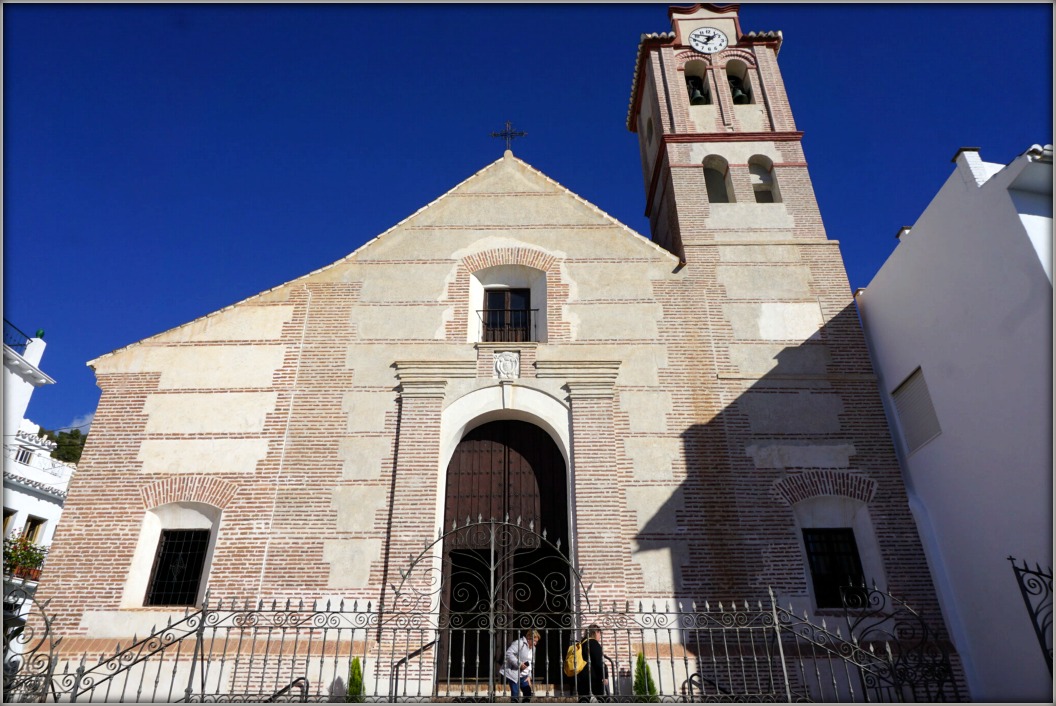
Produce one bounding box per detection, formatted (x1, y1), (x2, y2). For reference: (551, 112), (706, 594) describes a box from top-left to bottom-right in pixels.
(686, 76), (709, 105)
(728, 76), (751, 105)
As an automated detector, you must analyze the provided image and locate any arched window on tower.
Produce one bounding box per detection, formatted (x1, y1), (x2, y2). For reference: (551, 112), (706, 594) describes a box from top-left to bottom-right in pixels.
(703, 155), (734, 204)
(748, 155), (781, 203)
(725, 59), (754, 105)
(684, 60), (711, 105)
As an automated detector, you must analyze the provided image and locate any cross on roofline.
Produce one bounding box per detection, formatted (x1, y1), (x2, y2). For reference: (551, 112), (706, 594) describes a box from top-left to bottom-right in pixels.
(490, 120), (527, 151)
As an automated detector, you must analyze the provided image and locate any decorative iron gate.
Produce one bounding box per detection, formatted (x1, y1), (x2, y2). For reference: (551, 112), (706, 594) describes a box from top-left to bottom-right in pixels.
(4, 519), (960, 702)
(1009, 555), (1053, 673)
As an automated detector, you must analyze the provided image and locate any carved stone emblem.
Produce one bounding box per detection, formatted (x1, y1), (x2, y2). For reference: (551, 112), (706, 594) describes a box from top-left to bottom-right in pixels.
(494, 351), (520, 380)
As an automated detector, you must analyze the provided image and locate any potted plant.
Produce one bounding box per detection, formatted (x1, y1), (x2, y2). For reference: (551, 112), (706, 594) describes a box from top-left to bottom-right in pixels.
(3, 531), (48, 581)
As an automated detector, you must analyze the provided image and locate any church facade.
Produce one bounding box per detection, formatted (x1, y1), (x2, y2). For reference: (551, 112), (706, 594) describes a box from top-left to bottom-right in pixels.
(33, 4), (954, 699)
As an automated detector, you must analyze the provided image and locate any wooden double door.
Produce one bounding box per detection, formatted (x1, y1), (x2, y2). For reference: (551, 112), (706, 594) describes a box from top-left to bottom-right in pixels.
(438, 420), (570, 685)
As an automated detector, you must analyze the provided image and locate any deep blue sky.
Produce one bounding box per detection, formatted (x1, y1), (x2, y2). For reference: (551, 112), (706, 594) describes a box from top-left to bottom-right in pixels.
(3, 3), (1052, 434)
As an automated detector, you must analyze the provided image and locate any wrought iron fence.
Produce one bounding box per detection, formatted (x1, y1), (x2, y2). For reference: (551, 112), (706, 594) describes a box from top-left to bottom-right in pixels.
(1009, 556), (1053, 674)
(3, 320), (32, 355)
(4, 519), (960, 702)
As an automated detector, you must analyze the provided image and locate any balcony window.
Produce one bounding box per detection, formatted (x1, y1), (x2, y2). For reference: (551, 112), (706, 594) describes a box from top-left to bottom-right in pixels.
(23, 516), (46, 543)
(15, 447), (32, 465)
(481, 288), (535, 342)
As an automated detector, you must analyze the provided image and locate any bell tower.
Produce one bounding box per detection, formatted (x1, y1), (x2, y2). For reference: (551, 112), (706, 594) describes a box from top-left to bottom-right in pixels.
(628, 3), (813, 261)
(623, 3), (945, 628)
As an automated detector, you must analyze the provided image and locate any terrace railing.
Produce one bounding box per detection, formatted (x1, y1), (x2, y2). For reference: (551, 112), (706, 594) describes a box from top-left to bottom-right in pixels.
(3, 320), (32, 356)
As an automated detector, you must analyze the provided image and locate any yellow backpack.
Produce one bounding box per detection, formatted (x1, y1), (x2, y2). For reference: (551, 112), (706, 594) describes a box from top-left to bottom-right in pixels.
(563, 639), (587, 677)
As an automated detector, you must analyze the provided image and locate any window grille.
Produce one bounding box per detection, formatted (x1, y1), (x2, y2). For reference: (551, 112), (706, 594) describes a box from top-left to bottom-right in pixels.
(145, 529), (210, 606)
(803, 528), (866, 608)
(15, 447), (33, 465)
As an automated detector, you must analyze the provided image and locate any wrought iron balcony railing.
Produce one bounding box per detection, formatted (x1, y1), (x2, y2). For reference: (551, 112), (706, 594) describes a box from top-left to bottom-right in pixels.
(477, 308), (537, 342)
(3, 319), (32, 355)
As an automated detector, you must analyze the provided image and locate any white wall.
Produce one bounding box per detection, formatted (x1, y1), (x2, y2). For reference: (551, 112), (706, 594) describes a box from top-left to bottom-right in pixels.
(856, 147), (1053, 702)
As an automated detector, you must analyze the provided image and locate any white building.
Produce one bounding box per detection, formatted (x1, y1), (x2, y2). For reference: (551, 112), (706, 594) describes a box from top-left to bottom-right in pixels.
(855, 144), (1053, 702)
(3, 321), (74, 578)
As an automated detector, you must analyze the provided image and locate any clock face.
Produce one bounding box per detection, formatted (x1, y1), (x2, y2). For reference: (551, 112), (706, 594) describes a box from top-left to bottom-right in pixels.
(688, 26), (729, 54)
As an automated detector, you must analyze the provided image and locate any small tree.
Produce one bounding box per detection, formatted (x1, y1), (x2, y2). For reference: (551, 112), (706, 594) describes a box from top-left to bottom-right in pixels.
(633, 651), (659, 702)
(346, 656), (364, 703)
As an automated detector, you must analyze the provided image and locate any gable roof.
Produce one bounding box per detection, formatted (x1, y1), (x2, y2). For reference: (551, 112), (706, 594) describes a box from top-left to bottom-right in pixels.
(90, 151), (674, 364)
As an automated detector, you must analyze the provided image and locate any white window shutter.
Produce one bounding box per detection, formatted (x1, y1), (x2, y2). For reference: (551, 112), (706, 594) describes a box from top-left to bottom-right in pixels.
(891, 367), (942, 454)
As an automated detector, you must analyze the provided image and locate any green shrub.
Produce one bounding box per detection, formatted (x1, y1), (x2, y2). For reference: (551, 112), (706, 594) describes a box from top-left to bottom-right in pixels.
(633, 651), (659, 702)
(346, 656), (364, 703)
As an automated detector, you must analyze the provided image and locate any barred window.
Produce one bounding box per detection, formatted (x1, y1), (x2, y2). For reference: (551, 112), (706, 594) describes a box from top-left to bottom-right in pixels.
(803, 528), (866, 609)
(145, 529), (210, 606)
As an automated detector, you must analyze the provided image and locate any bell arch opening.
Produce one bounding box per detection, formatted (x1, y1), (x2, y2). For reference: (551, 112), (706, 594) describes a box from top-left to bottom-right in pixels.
(437, 419), (572, 689)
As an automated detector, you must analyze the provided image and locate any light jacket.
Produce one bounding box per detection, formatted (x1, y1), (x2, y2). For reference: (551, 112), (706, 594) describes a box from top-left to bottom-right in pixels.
(501, 636), (534, 683)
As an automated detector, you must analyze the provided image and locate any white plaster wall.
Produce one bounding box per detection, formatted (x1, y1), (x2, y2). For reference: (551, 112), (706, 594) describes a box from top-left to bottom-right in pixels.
(856, 151), (1053, 702)
(3, 486), (65, 546)
(3, 338), (49, 440)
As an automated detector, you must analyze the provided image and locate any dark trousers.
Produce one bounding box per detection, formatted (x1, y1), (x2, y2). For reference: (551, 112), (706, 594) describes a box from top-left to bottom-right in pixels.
(507, 675), (532, 702)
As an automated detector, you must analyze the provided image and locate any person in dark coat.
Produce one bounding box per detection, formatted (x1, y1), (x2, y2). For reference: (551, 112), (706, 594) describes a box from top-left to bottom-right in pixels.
(575, 624), (609, 702)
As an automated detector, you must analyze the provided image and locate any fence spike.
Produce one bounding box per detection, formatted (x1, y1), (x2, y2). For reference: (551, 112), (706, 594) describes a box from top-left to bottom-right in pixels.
(556, 538), (562, 551)
(367, 601), (372, 611)
(285, 597), (291, 610)
(542, 528), (547, 540)
(353, 599), (359, 611)
(704, 600), (710, 612)
(885, 641), (894, 660)
(132, 633), (138, 644)
(297, 598), (303, 611)
(258, 599), (265, 610)
(340, 598), (345, 611)
(270, 598), (276, 610)
(477, 513), (483, 523)
(167, 615), (172, 627)
(115, 642), (122, 653)
(743, 599), (749, 610)
(638, 601), (643, 611)
(820, 618), (827, 630)
(678, 601), (683, 612)
(79, 653), (87, 668)
(651, 601), (657, 612)
(529, 519), (535, 531)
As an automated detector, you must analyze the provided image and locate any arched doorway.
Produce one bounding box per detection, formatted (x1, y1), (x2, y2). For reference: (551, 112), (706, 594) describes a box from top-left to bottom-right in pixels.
(437, 419), (570, 690)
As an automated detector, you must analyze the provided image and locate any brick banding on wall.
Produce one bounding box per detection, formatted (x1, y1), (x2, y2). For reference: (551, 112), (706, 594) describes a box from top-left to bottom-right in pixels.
(140, 476), (240, 510)
(772, 470), (878, 507)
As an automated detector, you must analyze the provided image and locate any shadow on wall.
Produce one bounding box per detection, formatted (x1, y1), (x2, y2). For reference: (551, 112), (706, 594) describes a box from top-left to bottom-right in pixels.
(631, 301), (941, 625)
